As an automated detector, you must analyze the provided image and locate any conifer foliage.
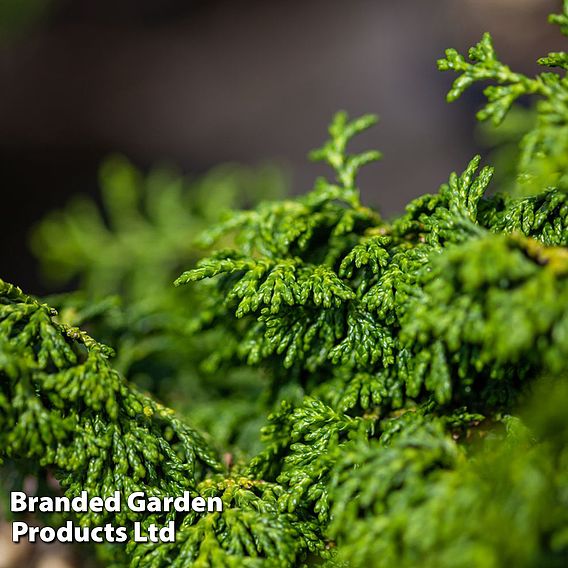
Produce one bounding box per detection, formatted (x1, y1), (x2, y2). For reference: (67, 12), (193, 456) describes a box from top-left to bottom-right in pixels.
(2, 3), (568, 567)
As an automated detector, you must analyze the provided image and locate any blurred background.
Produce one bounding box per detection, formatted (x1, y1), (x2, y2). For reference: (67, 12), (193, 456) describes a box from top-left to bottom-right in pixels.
(0, 0), (560, 294)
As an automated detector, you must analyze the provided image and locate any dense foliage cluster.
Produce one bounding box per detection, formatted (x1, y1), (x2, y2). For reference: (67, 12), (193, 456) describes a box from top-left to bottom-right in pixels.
(1, 3), (568, 567)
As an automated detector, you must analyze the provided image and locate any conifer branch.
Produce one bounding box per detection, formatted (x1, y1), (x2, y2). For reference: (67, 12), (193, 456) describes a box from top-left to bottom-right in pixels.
(3, 5), (568, 566)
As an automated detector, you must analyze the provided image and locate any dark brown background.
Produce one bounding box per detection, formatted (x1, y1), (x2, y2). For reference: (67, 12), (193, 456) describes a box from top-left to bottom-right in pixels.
(0, 0), (559, 294)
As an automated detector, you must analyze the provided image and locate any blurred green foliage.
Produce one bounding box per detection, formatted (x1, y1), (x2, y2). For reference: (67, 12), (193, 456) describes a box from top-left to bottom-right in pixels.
(0, 0), (53, 40)
(31, 158), (287, 455)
